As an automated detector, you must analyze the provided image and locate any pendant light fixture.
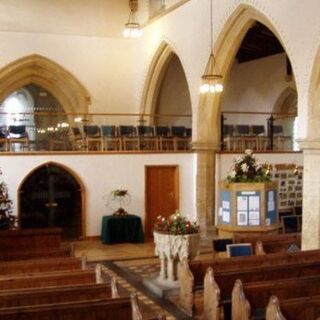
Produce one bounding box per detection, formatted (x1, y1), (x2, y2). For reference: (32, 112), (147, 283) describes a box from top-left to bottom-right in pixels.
(200, 0), (223, 94)
(123, 0), (142, 38)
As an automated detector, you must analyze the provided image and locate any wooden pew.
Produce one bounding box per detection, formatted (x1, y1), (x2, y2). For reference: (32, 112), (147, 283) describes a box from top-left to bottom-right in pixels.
(0, 256), (85, 275)
(190, 249), (320, 286)
(234, 233), (301, 254)
(0, 280), (121, 307)
(0, 269), (99, 290)
(0, 245), (73, 261)
(268, 295), (320, 320)
(233, 282), (320, 320)
(0, 228), (63, 250)
(0, 291), (165, 320)
(179, 256), (320, 316)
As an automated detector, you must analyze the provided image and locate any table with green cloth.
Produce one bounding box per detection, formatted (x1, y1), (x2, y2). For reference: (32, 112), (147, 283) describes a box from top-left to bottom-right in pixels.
(101, 214), (144, 244)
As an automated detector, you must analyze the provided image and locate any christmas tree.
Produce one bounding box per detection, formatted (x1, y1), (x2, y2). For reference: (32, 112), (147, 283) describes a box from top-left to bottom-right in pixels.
(0, 169), (15, 230)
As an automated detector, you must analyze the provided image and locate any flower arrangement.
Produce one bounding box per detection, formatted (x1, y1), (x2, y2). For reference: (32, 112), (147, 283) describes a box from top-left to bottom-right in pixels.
(0, 169), (15, 230)
(104, 186), (131, 216)
(226, 149), (271, 183)
(154, 210), (199, 235)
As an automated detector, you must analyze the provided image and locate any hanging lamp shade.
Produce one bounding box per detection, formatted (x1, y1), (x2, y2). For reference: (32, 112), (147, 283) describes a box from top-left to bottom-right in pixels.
(200, 53), (223, 94)
(123, 0), (142, 38)
(200, 0), (223, 94)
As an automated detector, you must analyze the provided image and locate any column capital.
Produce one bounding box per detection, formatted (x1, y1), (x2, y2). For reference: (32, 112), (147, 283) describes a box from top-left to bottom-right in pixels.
(192, 141), (220, 151)
(297, 138), (320, 151)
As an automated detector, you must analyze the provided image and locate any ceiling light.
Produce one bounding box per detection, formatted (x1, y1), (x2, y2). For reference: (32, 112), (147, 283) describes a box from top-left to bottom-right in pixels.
(123, 0), (142, 39)
(200, 0), (223, 94)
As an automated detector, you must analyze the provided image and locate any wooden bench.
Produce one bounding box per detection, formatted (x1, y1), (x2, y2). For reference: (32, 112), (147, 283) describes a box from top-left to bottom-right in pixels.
(0, 245), (73, 261)
(232, 279), (320, 320)
(179, 254), (320, 317)
(0, 291), (165, 320)
(0, 279), (121, 307)
(0, 256), (85, 275)
(190, 249), (320, 285)
(0, 269), (100, 290)
(266, 295), (320, 320)
(234, 233), (301, 254)
(0, 228), (63, 250)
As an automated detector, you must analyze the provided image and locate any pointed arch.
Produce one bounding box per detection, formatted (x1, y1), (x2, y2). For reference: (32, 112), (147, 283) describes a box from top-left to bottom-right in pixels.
(307, 48), (320, 138)
(196, 4), (292, 143)
(0, 54), (91, 114)
(273, 87), (297, 114)
(17, 161), (86, 239)
(140, 41), (177, 116)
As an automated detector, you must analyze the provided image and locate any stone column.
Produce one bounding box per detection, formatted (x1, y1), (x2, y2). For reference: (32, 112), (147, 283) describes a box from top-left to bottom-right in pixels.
(298, 139), (320, 250)
(192, 141), (219, 240)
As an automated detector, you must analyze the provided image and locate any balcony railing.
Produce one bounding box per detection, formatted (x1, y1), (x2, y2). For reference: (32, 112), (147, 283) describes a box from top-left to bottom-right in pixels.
(220, 111), (298, 152)
(0, 112), (192, 153)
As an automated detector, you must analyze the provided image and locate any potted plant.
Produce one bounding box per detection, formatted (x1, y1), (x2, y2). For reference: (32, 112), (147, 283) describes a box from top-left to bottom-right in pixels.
(104, 186), (131, 216)
(153, 211), (200, 284)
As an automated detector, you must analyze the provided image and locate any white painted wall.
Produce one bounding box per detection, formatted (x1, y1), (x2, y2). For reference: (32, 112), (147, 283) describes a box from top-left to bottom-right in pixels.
(0, 153), (196, 236)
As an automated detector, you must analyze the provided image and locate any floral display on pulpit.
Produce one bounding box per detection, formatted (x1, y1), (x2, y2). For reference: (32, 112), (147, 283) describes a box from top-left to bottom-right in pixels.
(227, 149), (271, 183)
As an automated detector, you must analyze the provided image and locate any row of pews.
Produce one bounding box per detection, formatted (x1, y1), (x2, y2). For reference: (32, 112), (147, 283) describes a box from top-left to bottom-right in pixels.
(178, 233), (320, 320)
(0, 228), (165, 320)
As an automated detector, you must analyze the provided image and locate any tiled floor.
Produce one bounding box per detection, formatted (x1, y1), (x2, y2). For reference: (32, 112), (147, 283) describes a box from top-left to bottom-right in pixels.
(72, 239), (212, 319)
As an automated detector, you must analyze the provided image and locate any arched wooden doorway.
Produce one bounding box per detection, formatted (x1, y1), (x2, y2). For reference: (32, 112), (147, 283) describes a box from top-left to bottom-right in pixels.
(18, 162), (85, 240)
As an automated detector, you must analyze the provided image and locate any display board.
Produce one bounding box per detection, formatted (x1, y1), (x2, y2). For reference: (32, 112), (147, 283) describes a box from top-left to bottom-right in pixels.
(270, 164), (303, 210)
(236, 191), (261, 226)
(266, 189), (277, 224)
(220, 191), (231, 225)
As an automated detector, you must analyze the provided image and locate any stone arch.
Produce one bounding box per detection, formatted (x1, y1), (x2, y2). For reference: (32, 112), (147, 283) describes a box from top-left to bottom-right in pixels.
(17, 161), (86, 239)
(307, 48), (320, 138)
(140, 41), (178, 118)
(273, 87), (297, 115)
(0, 54), (91, 114)
(196, 4), (292, 144)
(194, 4), (292, 236)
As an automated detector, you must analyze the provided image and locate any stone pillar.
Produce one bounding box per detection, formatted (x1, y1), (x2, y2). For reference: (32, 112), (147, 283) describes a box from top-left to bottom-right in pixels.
(192, 142), (219, 240)
(298, 139), (320, 250)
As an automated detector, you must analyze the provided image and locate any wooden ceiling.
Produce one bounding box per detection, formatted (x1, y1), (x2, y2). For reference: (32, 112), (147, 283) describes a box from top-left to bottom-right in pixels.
(236, 22), (285, 63)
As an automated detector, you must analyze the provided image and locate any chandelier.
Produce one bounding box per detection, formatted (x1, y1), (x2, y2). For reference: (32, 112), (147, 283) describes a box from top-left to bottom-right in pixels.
(200, 0), (223, 94)
(123, 0), (142, 38)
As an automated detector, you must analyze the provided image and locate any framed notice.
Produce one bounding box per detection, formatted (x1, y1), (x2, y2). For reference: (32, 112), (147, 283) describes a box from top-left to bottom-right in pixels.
(266, 189), (277, 224)
(236, 191), (261, 226)
(220, 191), (231, 225)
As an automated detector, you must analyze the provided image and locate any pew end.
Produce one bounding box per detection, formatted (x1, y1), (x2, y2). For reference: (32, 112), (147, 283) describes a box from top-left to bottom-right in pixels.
(266, 296), (286, 320)
(178, 258), (195, 317)
(202, 267), (223, 320)
(255, 241), (266, 255)
(232, 279), (251, 320)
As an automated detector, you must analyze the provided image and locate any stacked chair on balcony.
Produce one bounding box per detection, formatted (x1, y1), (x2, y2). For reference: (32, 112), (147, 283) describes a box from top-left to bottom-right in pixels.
(0, 126), (8, 151)
(172, 126), (190, 150)
(83, 125), (102, 151)
(222, 124), (235, 150)
(137, 125), (158, 150)
(49, 127), (71, 151)
(251, 125), (267, 150)
(119, 125), (139, 151)
(272, 125), (290, 150)
(155, 126), (174, 151)
(101, 125), (122, 151)
(235, 124), (250, 150)
(8, 125), (29, 151)
(71, 127), (84, 151)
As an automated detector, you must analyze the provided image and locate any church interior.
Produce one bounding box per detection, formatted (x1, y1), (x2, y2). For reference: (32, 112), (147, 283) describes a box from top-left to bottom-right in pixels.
(0, 0), (319, 319)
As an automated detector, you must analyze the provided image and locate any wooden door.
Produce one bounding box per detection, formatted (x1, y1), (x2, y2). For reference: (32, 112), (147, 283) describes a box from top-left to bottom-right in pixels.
(145, 165), (179, 238)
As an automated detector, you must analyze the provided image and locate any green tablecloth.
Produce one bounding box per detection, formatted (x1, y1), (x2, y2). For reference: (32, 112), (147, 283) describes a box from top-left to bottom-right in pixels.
(101, 214), (144, 244)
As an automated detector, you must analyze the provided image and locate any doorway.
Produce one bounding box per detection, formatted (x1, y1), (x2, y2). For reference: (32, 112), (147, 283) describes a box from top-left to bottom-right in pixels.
(145, 165), (179, 238)
(19, 162), (84, 240)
